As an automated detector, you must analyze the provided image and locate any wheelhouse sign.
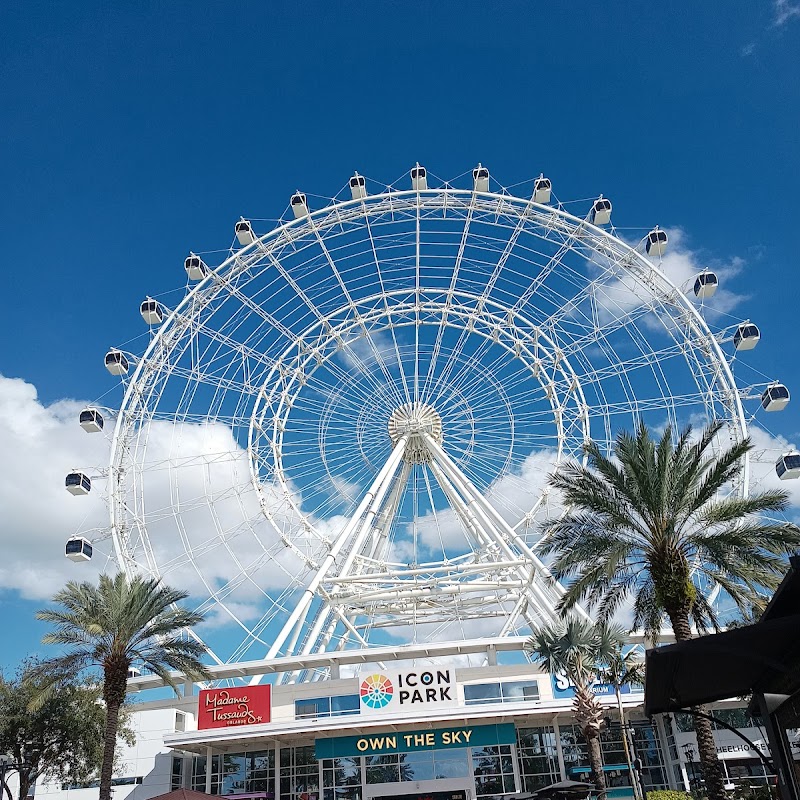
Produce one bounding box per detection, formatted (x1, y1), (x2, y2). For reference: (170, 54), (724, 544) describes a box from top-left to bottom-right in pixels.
(359, 669), (457, 714)
(198, 686), (271, 729)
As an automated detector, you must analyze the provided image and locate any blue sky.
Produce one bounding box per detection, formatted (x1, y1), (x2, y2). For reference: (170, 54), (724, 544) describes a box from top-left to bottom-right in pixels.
(1, 1), (799, 670)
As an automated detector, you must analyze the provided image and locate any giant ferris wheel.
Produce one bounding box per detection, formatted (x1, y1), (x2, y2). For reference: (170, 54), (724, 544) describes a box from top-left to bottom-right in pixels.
(65, 165), (792, 669)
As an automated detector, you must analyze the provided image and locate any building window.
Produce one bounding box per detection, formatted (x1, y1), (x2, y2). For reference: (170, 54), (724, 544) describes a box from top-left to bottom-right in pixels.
(281, 745), (319, 800)
(517, 726), (560, 792)
(464, 680), (540, 705)
(675, 707), (758, 733)
(175, 711), (186, 732)
(364, 751), (469, 785)
(172, 755), (184, 790)
(472, 745), (516, 797)
(296, 694), (360, 720)
(322, 757), (361, 800)
(191, 751), (276, 796)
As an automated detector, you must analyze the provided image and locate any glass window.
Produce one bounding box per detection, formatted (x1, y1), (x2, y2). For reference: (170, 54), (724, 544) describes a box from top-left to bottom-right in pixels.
(366, 754), (401, 784)
(296, 695), (359, 720)
(331, 694), (360, 716)
(501, 681), (540, 702)
(172, 756), (184, 791)
(472, 745), (516, 798)
(464, 683), (501, 704)
(322, 757), (361, 800)
(281, 745), (319, 800)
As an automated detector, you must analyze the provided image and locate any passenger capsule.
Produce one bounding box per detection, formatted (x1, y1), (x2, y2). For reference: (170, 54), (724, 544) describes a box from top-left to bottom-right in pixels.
(140, 298), (163, 325)
(762, 383), (790, 412)
(411, 164), (427, 191)
(693, 271), (718, 299)
(104, 349), (129, 376)
(473, 164), (489, 192)
(65, 472), (91, 496)
(533, 175), (552, 204)
(65, 536), (93, 561)
(349, 174), (366, 200)
(290, 192), (309, 219)
(79, 407), (104, 433)
(776, 451), (800, 480)
(590, 196), (612, 226)
(733, 323), (760, 351)
(184, 254), (209, 281)
(235, 219), (255, 246)
(646, 227), (668, 257)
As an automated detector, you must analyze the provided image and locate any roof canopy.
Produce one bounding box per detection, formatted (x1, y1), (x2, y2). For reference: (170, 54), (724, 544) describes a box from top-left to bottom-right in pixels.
(644, 556), (800, 718)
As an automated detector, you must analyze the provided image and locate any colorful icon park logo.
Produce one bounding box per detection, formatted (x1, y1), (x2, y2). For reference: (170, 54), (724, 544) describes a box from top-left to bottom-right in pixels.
(360, 673), (394, 709)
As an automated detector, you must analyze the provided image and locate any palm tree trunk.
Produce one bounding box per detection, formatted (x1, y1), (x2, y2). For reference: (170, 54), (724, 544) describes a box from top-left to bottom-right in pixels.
(573, 685), (606, 792)
(99, 697), (121, 800)
(586, 732), (606, 793)
(100, 664), (128, 800)
(616, 686), (640, 800)
(666, 606), (727, 800)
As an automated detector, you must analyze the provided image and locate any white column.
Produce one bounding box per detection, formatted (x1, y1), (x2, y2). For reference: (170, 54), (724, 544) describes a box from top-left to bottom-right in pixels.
(553, 716), (567, 781)
(205, 745), (213, 794)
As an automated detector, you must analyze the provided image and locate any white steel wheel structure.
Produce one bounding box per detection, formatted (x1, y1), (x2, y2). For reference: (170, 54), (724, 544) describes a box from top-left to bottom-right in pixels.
(96, 170), (755, 670)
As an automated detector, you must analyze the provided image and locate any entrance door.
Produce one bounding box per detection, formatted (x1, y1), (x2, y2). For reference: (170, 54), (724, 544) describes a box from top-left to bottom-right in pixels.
(366, 784), (472, 800)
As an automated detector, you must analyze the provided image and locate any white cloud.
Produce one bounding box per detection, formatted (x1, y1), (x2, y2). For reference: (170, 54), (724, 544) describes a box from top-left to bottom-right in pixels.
(591, 227), (747, 330)
(0, 376), (109, 598)
(773, 0), (800, 26)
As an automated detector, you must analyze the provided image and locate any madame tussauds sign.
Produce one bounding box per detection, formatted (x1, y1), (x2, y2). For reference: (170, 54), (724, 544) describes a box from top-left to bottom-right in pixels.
(198, 686), (271, 729)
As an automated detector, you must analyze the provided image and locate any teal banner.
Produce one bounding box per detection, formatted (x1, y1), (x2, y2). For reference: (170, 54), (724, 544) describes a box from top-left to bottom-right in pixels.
(316, 723), (516, 759)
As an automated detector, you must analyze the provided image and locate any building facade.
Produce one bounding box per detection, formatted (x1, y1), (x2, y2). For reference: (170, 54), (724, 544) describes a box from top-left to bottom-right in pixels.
(34, 641), (796, 800)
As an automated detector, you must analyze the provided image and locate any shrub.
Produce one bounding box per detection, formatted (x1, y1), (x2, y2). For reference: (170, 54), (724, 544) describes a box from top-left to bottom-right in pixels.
(645, 792), (693, 800)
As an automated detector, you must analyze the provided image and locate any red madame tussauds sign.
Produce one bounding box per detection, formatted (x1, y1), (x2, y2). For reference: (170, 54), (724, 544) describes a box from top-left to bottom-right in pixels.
(198, 686), (271, 729)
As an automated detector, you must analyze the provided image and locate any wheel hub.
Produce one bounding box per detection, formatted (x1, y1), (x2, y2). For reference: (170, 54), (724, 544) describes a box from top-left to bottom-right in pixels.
(388, 403), (443, 463)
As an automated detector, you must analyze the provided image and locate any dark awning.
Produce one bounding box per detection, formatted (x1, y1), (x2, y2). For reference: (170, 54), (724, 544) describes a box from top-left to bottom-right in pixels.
(644, 613), (800, 715)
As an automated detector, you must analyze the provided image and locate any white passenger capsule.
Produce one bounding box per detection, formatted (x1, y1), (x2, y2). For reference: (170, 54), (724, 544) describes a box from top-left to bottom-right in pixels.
(104, 349), (129, 375)
(733, 323), (760, 351)
(472, 164), (489, 192)
(235, 219), (255, 245)
(693, 271), (718, 299)
(65, 536), (93, 561)
(590, 196), (612, 225)
(184, 254), (209, 281)
(349, 174), (366, 200)
(140, 298), (163, 325)
(79, 407), (104, 433)
(65, 472), (91, 496)
(291, 192), (309, 219)
(762, 383), (790, 412)
(776, 451), (800, 480)
(646, 227), (668, 257)
(411, 164), (427, 191)
(533, 175), (552, 204)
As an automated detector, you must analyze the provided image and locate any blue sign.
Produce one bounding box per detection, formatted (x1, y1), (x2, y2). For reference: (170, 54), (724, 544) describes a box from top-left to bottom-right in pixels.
(316, 723), (516, 759)
(551, 673), (633, 699)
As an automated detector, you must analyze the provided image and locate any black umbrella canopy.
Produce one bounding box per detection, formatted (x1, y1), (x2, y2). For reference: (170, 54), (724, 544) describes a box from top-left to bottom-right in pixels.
(530, 780), (595, 799)
(645, 613), (800, 715)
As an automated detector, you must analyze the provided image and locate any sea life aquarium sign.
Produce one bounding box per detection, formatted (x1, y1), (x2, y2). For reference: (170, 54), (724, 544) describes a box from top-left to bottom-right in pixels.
(316, 723), (516, 759)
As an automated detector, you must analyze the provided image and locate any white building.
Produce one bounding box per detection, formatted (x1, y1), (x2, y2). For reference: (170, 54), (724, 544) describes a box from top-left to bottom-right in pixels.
(35, 638), (791, 800)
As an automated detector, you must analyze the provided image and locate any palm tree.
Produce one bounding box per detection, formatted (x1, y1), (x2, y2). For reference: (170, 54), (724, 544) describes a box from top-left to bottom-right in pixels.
(539, 421), (800, 800)
(35, 573), (210, 800)
(526, 618), (624, 793)
(598, 647), (646, 800)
